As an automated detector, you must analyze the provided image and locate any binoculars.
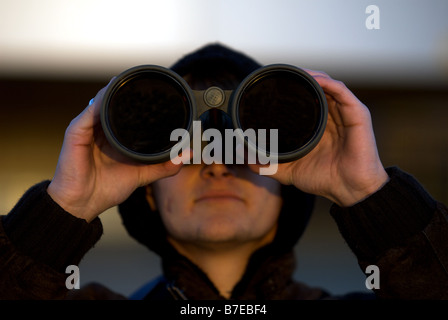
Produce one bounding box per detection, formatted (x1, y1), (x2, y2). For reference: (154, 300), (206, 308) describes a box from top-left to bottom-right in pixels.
(100, 64), (328, 164)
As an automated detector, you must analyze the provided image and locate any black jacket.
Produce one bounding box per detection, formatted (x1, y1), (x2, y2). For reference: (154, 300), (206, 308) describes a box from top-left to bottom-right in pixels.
(1, 167), (447, 300)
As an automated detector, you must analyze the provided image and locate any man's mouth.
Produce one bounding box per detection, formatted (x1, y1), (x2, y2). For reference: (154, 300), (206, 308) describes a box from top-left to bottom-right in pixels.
(195, 191), (244, 203)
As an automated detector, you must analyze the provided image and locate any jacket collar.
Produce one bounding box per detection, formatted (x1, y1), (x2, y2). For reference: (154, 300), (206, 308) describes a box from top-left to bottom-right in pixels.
(161, 243), (297, 300)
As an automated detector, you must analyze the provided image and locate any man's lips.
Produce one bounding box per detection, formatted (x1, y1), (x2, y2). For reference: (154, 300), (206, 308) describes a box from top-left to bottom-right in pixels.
(195, 191), (244, 203)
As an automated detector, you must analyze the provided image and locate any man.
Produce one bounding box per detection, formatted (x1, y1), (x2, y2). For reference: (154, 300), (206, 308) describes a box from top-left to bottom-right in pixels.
(1, 44), (447, 300)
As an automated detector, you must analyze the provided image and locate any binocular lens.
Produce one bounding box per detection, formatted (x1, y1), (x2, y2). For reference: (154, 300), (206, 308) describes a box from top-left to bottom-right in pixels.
(105, 70), (191, 160)
(236, 69), (324, 159)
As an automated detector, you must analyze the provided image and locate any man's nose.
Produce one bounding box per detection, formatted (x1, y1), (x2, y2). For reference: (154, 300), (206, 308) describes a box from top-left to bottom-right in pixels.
(201, 163), (236, 179)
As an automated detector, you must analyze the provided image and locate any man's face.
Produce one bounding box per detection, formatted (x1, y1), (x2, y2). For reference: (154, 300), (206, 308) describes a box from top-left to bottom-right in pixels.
(150, 164), (283, 248)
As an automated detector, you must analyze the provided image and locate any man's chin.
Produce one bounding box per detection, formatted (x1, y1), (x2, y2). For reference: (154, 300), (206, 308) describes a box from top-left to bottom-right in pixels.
(195, 221), (247, 243)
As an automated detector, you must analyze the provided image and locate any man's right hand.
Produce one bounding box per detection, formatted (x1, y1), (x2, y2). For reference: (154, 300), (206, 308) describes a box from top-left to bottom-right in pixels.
(47, 80), (185, 222)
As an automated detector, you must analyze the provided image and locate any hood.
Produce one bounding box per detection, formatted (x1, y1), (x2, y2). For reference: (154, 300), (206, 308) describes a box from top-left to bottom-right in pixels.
(117, 43), (315, 257)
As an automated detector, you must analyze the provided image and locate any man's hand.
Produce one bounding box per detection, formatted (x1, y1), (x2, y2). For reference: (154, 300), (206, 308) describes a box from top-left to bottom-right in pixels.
(47, 80), (185, 222)
(251, 70), (389, 207)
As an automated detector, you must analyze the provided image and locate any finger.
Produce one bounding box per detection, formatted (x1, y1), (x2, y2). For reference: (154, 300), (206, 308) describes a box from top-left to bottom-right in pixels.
(67, 78), (115, 136)
(87, 77), (116, 123)
(301, 68), (359, 103)
(301, 68), (331, 78)
(309, 74), (361, 108)
(137, 160), (185, 187)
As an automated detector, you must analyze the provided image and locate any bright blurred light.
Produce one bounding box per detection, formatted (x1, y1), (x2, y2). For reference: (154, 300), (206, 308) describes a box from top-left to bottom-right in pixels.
(0, 0), (447, 86)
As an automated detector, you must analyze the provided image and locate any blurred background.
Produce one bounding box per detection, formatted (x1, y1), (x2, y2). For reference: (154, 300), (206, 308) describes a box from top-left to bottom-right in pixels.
(1, 0), (447, 298)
